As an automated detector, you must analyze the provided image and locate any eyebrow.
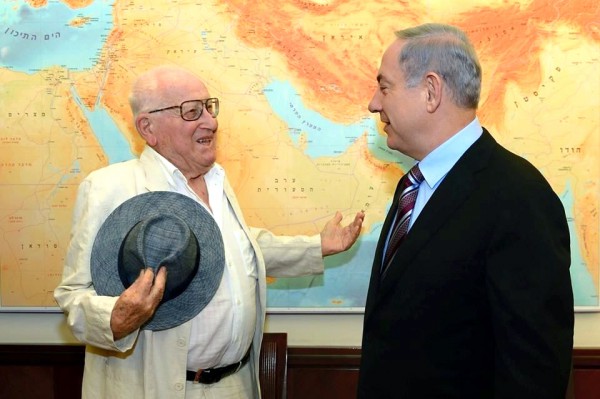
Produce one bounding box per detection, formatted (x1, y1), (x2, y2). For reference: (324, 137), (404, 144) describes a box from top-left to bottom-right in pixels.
(377, 74), (392, 86)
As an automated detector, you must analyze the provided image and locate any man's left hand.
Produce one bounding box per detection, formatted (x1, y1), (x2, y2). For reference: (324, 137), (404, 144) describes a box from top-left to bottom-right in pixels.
(320, 211), (365, 256)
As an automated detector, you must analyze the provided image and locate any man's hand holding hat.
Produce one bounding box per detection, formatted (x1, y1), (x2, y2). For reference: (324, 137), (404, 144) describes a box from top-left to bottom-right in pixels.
(110, 267), (167, 340)
(91, 191), (225, 333)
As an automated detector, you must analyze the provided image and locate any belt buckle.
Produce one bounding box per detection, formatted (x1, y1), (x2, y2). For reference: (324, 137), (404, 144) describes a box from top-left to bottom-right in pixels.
(195, 368), (221, 384)
(233, 360), (243, 374)
(192, 369), (204, 384)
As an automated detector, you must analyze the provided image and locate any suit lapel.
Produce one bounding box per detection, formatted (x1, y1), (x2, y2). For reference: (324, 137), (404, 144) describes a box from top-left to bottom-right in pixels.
(139, 146), (176, 192)
(364, 180), (404, 316)
(365, 130), (496, 321)
(222, 176), (250, 230)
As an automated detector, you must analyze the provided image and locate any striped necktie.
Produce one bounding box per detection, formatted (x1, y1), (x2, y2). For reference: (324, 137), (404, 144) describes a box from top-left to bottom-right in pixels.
(381, 164), (424, 277)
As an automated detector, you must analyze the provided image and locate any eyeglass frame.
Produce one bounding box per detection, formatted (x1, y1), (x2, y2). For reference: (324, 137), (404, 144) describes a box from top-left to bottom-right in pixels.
(147, 98), (219, 121)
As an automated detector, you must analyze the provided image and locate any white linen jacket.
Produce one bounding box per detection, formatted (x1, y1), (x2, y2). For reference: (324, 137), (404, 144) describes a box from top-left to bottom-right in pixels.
(54, 146), (324, 399)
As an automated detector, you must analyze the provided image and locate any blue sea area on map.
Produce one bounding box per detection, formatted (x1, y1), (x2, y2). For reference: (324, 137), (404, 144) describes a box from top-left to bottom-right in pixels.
(562, 181), (597, 307)
(0, 0), (114, 72)
(267, 223), (380, 310)
(70, 88), (135, 164)
(263, 80), (412, 167)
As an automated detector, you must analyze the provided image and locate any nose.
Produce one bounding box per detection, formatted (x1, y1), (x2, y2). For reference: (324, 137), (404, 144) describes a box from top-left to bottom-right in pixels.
(368, 90), (381, 113)
(199, 108), (218, 131)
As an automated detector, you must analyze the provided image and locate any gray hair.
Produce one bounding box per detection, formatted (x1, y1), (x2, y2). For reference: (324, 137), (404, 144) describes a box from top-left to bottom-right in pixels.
(128, 69), (161, 117)
(128, 65), (196, 117)
(395, 23), (481, 109)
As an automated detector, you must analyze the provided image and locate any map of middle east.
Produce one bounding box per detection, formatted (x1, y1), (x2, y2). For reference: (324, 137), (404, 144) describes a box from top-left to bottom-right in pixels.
(0, 0), (598, 310)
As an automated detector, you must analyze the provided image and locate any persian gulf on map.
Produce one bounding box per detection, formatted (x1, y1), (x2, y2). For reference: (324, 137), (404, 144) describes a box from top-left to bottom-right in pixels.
(0, 0), (598, 311)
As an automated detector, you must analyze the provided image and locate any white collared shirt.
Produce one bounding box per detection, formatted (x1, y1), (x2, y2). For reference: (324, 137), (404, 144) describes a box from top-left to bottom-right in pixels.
(412, 117), (483, 226)
(149, 148), (257, 370)
(383, 118), (483, 261)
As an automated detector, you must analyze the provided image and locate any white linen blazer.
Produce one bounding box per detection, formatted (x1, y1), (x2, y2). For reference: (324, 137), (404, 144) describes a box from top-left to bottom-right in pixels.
(54, 146), (324, 399)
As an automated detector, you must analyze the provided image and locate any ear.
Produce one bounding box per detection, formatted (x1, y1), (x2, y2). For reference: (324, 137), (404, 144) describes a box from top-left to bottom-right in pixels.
(135, 114), (158, 147)
(424, 72), (443, 113)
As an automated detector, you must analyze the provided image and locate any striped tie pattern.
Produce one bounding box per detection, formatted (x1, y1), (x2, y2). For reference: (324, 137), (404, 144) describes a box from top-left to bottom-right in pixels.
(381, 164), (424, 276)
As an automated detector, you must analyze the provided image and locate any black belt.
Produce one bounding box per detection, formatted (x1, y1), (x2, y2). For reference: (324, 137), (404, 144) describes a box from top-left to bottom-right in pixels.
(186, 350), (251, 384)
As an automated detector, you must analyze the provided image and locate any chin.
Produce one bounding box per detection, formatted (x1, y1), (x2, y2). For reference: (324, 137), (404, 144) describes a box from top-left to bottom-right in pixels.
(386, 137), (398, 151)
(204, 155), (217, 166)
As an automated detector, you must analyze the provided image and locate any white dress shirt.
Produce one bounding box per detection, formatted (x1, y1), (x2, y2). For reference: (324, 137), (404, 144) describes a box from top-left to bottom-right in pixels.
(383, 118), (483, 259)
(412, 117), (483, 226)
(151, 148), (257, 370)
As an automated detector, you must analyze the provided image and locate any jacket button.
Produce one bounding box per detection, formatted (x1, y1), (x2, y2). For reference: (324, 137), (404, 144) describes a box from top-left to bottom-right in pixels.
(175, 382), (184, 391)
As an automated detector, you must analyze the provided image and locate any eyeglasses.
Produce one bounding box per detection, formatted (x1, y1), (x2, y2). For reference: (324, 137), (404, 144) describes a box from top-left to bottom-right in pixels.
(147, 98), (219, 120)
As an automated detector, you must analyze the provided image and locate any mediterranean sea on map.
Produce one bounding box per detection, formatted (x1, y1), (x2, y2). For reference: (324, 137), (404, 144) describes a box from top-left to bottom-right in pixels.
(0, 0), (598, 311)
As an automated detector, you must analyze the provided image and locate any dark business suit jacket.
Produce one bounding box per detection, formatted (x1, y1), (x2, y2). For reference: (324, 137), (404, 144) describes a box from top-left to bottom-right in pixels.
(357, 129), (574, 399)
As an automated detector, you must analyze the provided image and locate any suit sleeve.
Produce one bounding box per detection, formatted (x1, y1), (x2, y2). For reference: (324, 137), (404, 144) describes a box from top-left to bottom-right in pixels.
(249, 227), (324, 278)
(54, 177), (138, 352)
(485, 177), (573, 398)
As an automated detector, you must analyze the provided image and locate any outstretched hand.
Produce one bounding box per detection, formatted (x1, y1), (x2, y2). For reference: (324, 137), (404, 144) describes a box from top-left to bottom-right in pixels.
(110, 267), (166, 340)
(320, 211), (365, 257)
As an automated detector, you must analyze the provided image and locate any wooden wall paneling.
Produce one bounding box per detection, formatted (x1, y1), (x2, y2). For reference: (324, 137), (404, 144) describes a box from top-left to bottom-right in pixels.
(0, 345), (599, 399)
(572, 349), (600, 399)
(0, 344), (84, 399)
(287, 347), (361, 399)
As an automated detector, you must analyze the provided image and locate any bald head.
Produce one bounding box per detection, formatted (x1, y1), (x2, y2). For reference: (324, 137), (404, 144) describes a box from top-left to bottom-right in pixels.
(129, 65), (203, 117)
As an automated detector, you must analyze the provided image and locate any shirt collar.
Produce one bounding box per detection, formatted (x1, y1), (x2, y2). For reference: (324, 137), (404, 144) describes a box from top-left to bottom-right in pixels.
(146, 146), (224, 187)
(418, 117), (483, 189)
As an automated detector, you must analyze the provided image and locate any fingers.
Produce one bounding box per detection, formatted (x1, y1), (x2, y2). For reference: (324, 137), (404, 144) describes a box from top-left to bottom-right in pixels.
(135, 267), (166, 304)
(110, 267), (166, 340)
(151, 267), (167, 302)
(154, 266), (167, 285)
(330, 210), (363, 229)
(324, 211), (343, 229)
(332, 210), (343, 224)
(330, 210), (364, 234)
(346, 211), (365, 235)
(128, 268), (157, 298)
(353, 211), (365, 226)
(320, 210), (365, 256)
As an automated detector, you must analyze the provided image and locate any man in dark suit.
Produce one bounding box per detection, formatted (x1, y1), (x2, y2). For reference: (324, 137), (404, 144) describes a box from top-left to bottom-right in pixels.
(357, 23), (574, 399)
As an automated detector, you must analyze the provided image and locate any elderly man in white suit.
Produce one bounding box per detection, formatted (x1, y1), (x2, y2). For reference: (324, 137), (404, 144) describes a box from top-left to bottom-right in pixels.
(54, 65), (364, 399)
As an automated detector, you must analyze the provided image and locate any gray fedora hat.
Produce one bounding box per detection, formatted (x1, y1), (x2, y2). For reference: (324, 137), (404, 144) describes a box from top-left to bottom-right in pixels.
(90, 191), (225, 331)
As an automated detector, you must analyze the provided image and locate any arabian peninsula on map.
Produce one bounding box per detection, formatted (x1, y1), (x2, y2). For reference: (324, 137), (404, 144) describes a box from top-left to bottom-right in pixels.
(0, 0), (598, 310)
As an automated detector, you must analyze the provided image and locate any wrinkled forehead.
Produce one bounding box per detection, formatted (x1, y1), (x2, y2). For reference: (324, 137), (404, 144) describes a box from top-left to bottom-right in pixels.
(165, 80), (211, 104)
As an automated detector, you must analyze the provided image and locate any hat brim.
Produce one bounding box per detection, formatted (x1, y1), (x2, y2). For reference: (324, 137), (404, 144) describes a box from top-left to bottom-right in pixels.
(91, 191), (225, 331)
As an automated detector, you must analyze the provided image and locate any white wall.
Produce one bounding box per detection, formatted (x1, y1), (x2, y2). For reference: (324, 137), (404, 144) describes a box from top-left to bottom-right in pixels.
(0, 312), (598, 347)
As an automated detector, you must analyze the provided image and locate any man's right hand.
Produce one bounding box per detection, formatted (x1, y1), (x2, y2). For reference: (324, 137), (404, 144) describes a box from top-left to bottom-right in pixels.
(110, 267), (166, 340)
